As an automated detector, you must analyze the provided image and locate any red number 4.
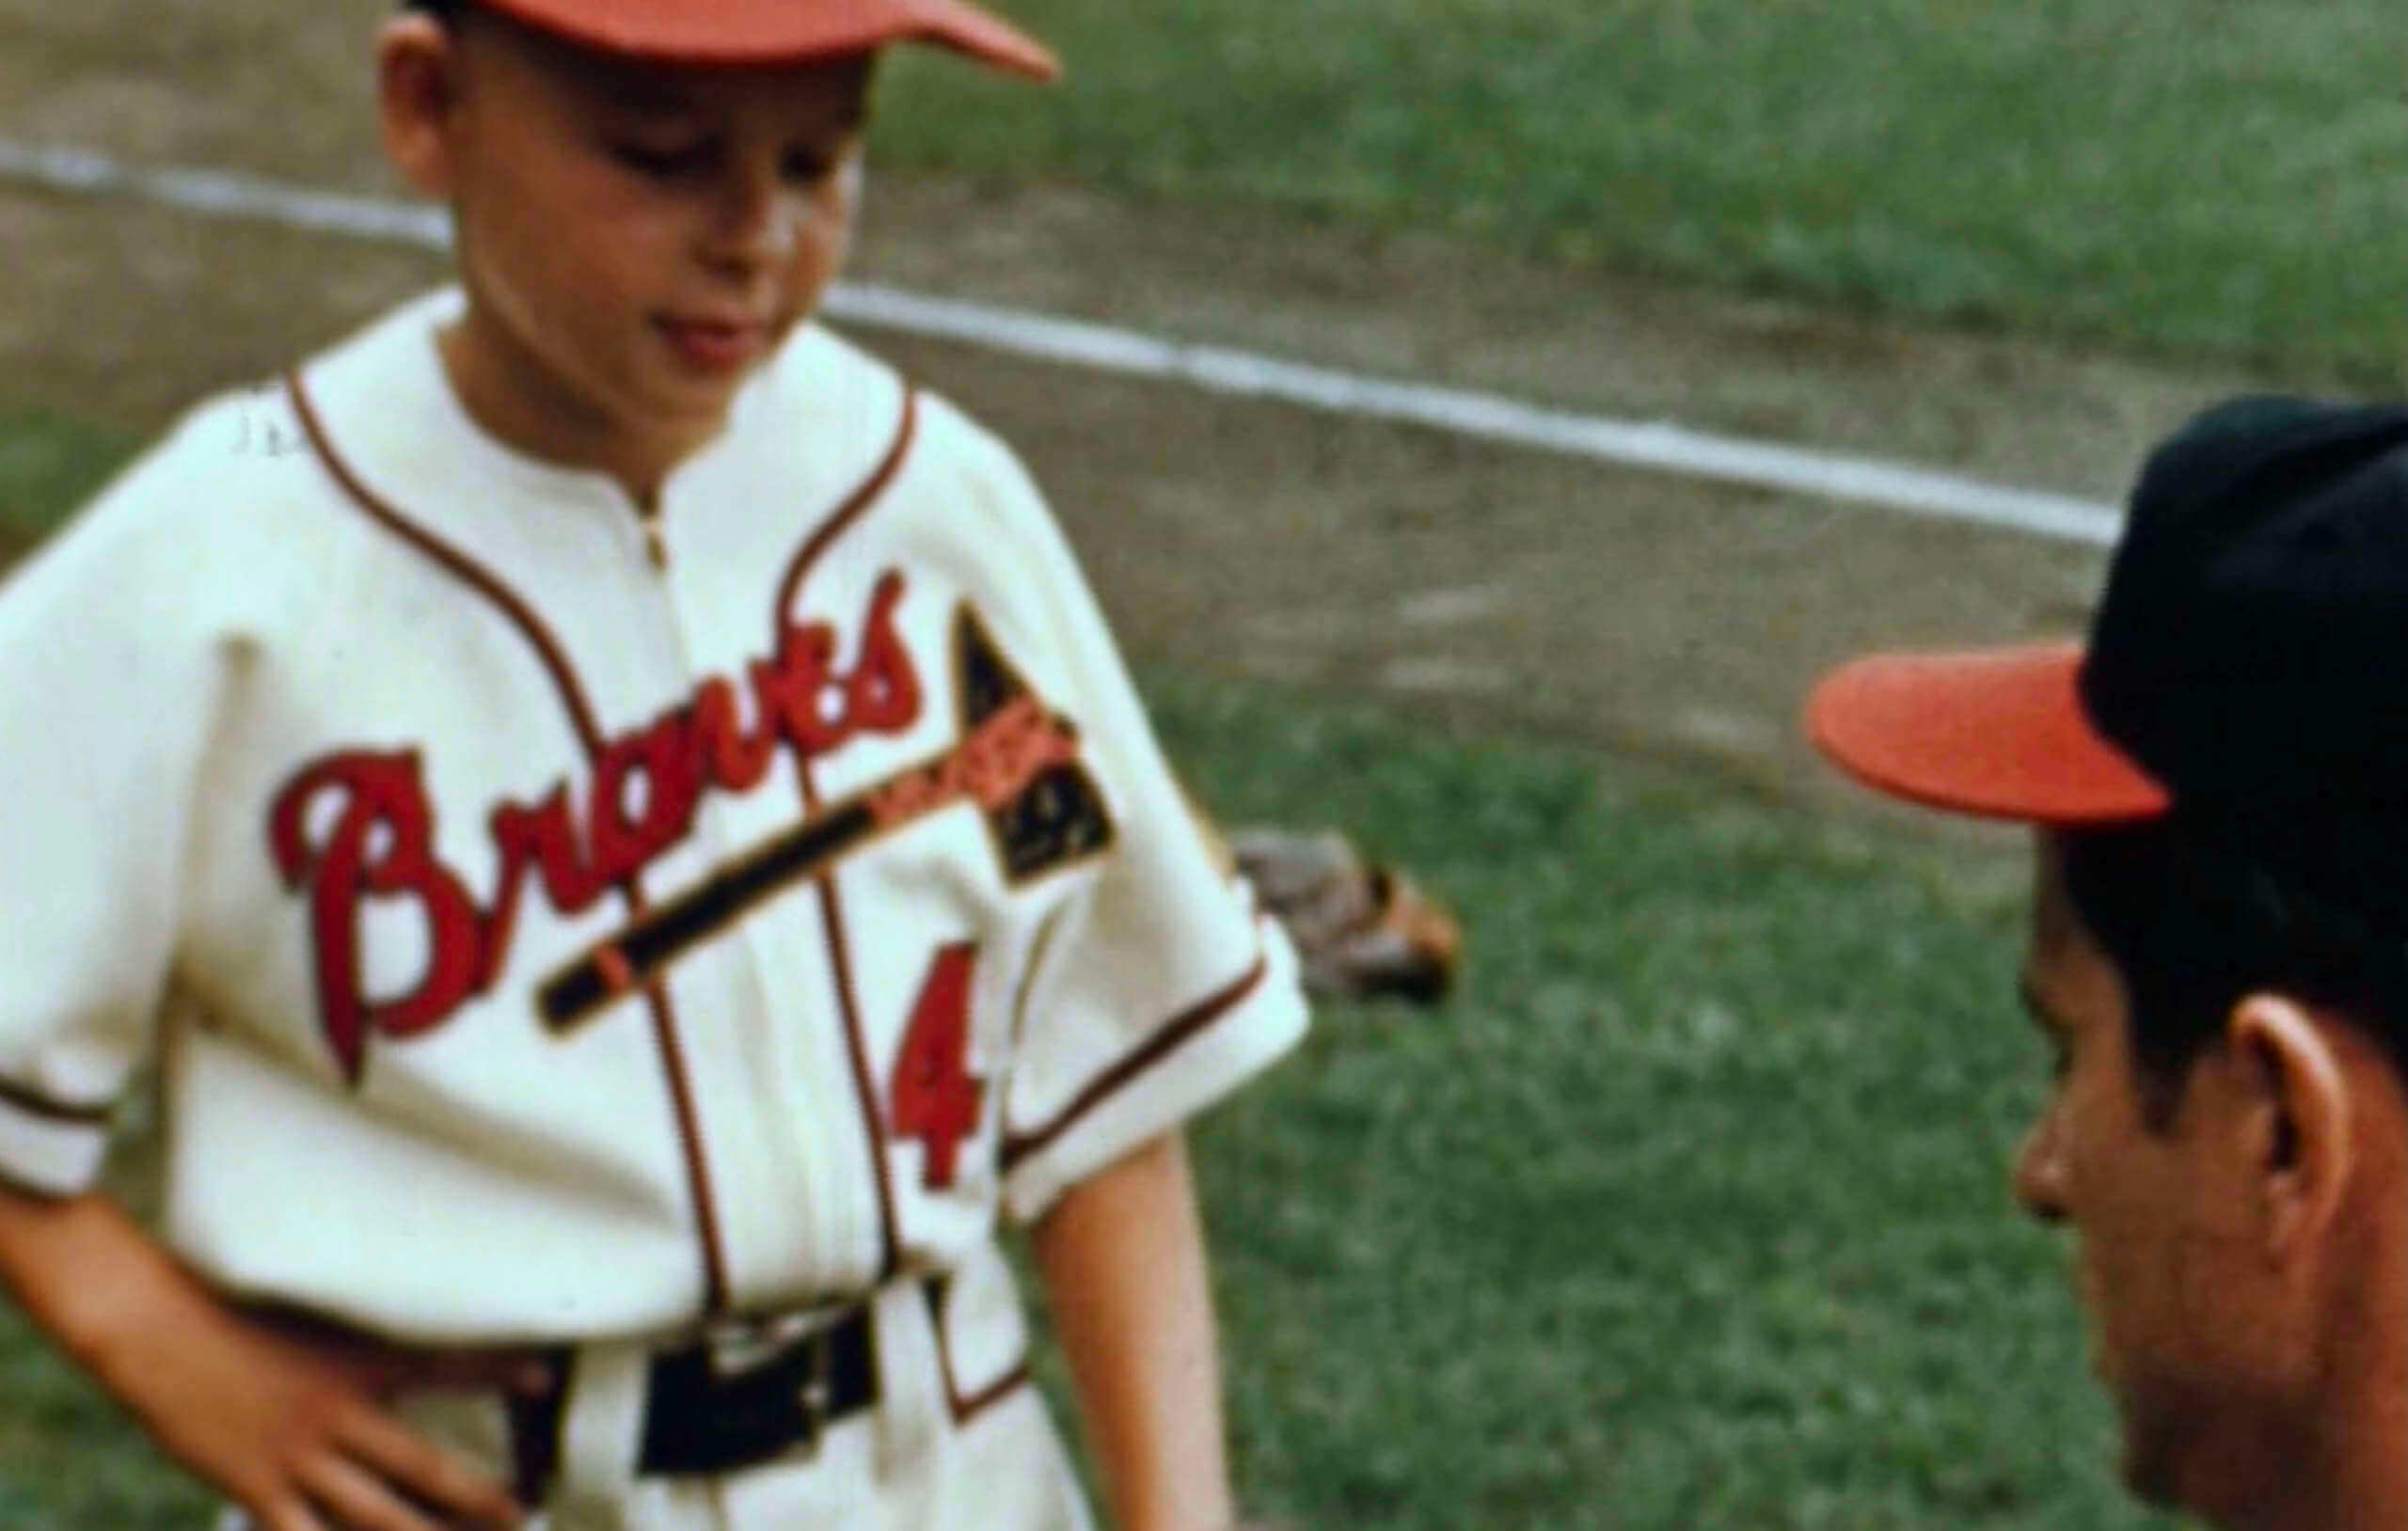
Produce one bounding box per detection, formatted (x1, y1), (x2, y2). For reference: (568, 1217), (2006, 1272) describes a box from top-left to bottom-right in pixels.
(891, 942), (985, 1190)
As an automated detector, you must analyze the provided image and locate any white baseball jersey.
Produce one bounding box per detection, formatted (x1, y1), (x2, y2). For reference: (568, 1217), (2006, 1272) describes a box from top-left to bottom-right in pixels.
(0, 288), (1307, 1392)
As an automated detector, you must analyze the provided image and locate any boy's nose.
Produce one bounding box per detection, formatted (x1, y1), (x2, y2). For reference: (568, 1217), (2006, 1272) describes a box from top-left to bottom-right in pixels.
(702, 163), (798, 270)
(2011, 1106), (2070, 1225)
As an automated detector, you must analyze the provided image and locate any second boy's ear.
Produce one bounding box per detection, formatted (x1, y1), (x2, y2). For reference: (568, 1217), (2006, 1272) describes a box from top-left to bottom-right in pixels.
(2225, 993), (2353, 1264)
(375, 12), (465, 200)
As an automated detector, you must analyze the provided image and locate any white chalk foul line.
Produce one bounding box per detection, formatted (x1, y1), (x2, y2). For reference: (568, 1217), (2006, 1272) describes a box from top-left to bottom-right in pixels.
(0, 138), (2123, 547)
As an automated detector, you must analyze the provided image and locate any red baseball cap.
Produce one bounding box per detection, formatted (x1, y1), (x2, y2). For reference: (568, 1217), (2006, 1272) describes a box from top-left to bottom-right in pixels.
(1806, 643), (2169, 825)
(454, 0), (1059, 80)
(1809, 395), (2408, 846)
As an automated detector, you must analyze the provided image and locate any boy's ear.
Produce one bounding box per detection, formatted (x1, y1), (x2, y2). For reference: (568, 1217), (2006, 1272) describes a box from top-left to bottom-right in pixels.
(2225, 993), (2353, 1263)
(376, 13), (465, 199)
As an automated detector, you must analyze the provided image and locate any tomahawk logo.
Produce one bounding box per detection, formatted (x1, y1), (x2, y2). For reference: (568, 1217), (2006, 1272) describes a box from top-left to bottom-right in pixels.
(270, 576), (1113, 1083)
(535, 606), (1116, 1031)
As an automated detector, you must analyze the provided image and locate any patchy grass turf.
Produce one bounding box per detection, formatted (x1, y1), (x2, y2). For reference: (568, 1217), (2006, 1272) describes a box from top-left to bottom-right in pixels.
(1153, 673), (2181, 1531)
(0, 418), (2181, 1526)
(875, 0), (2408, 388)
(0, 412), (134, 560)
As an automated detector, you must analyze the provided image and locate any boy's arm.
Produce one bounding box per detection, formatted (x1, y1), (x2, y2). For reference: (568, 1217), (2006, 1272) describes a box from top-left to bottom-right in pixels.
(1031, 1129), (1241, 1531)
(0, 1182), (531, 1531)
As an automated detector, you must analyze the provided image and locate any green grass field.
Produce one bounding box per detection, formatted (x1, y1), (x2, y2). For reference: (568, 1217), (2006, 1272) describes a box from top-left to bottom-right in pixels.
(1157, 674), (2176, 1530)
(875, 0), (2408, 387)
(0, 413), (128, 562)
(0, 418), (2179, 1527)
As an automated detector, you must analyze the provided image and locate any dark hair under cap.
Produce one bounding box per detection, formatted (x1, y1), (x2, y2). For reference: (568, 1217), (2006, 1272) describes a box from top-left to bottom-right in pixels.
(2063, 818), (2408, 1128)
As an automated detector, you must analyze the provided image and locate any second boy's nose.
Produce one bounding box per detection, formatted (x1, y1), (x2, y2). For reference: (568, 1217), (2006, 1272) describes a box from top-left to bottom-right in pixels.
(2011, 1107), (2070, 1226)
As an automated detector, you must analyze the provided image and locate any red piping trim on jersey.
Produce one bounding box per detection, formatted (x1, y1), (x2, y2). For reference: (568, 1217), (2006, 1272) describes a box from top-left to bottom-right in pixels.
(923, 1277), (1033, 1425)
(948, 1359), (1032, 1424)
(997, 944), (1273, 1172)
(0, 1076), (114, 1128)
(282, 374), (608, 751)
(285, 371), (733, 1316)
(776, 390), (920, 627)
(776, 387), (919, 1283)
(629, 969), (729, 1314)
(813, 880), (905, 1280)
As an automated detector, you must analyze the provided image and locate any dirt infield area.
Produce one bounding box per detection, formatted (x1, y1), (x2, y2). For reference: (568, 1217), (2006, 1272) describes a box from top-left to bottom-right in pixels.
(0, 0), (2279, 813)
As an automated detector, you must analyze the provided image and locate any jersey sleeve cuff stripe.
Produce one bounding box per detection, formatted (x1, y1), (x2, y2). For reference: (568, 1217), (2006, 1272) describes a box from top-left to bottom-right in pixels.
(997, 940), (1273, 1174)
(0, 1074), (116, 1127)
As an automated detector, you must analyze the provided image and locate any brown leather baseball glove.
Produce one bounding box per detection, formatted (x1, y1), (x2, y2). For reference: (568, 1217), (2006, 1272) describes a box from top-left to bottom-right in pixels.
(1230, 827), (1462, 1004)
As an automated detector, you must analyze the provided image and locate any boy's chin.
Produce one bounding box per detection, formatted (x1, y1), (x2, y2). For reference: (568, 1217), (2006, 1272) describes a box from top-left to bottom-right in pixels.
(2110, 1386), (2221, 1522)
(633, 367), (758, 428)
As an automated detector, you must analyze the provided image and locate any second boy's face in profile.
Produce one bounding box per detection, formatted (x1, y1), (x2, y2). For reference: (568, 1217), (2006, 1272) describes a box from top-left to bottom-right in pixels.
(2012, 841), (2308, 1521)
(379, 8), (873, 489)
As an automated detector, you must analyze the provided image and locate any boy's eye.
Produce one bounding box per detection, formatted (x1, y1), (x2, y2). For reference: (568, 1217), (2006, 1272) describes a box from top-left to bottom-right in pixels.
(781, 147), (844, 184)
(611, 141), (713, 179)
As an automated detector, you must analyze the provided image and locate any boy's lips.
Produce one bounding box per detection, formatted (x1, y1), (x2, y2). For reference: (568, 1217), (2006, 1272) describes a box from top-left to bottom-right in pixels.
(656, 315), (771, 373)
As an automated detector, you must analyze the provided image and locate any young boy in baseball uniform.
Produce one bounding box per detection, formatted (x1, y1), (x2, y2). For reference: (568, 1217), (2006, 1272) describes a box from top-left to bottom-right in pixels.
(0, 3), (1308, 1528)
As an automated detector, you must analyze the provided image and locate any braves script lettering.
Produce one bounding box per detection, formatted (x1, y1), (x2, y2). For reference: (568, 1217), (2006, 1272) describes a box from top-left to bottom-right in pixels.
(270, 573), (921, 1083)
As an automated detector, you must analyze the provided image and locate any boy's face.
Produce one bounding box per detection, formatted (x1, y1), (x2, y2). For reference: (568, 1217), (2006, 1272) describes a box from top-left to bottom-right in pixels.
(386, 10), (873, 464)
(2011, 841), (2293, 1520)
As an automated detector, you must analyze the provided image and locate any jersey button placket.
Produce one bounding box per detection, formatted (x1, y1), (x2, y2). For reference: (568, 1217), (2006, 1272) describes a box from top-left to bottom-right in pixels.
(648, 486), (865, 1302)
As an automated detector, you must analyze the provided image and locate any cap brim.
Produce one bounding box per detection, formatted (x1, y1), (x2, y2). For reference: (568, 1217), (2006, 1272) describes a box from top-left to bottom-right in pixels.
(1805, 643), (2171, 824)
(475, 0), (1060, 80)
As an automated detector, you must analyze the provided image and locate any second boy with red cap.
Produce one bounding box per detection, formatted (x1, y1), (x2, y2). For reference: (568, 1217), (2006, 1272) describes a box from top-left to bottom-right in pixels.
(0, 3), (1309, 1528)
(1809, 397), (2408, 1530)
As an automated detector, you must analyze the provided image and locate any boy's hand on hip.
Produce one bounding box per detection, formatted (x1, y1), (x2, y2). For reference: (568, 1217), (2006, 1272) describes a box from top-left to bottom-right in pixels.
(0, 1188), (536, 1530)
(117, 1296), (537, 1531)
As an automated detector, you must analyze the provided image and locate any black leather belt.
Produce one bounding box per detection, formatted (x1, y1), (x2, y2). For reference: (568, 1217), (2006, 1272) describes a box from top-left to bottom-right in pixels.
(508, 1302), (879, 1502)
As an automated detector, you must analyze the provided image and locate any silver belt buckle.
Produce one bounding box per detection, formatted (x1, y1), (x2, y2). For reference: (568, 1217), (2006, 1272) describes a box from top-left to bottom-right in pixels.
(698, 1307), (842, 1464)
(794, 1325), (836, 1448)
(704, 1307), (818, 1374)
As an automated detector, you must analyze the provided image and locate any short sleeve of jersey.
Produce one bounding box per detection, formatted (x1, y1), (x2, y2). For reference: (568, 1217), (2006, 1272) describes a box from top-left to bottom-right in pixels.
(0, 413), (231, 1193)
(944, 422), (1310, 1223)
